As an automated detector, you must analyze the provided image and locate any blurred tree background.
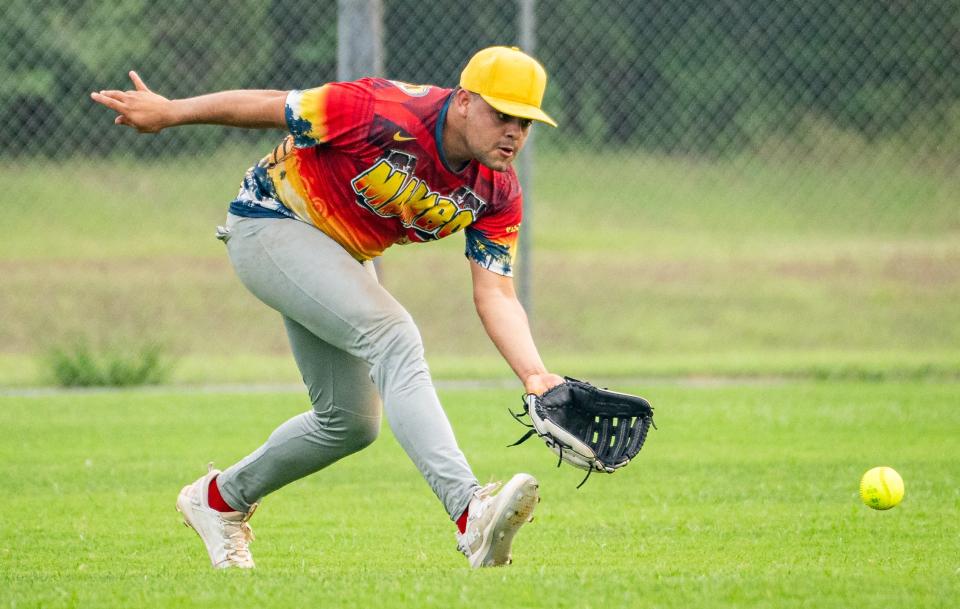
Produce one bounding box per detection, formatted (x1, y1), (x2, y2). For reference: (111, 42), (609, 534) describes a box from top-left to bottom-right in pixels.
(4, 0), (958, 157)
(1, 0), (958, 386)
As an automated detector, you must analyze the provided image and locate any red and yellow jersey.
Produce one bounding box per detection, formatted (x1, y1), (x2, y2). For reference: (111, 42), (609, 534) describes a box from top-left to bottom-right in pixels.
(231, 78), (522, 276)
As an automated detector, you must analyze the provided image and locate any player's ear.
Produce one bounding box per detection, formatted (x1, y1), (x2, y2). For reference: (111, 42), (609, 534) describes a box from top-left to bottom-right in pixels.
(453, 88), (473, 119)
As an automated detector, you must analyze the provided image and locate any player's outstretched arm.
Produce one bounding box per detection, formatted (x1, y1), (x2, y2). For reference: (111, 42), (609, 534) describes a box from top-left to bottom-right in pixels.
(469, 260), (564, 395)
(90, 71), (288, 133)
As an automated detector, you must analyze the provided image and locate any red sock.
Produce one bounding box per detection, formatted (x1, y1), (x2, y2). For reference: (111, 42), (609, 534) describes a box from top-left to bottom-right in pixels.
(456, 508), (469, 534)
(207, 475), (239, 512)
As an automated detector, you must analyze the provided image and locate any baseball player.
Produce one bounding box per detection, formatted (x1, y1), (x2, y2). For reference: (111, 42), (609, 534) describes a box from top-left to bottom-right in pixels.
(91, 46), (563, 569)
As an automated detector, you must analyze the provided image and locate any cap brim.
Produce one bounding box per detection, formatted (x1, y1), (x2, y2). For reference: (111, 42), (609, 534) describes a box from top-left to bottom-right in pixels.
(480, 94), (558, 127)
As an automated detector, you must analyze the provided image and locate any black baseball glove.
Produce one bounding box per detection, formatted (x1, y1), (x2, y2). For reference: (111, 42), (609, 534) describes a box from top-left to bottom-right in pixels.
(510, 377), (655, 487)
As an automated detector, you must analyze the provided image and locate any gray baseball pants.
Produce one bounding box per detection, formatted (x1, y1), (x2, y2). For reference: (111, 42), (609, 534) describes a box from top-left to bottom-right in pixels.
(215, 213), (479, 520)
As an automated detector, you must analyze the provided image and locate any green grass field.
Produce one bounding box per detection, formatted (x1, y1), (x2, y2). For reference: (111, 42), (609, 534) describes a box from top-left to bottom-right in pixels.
(1, 381), (958, 608)
(2, 149), (959, 386)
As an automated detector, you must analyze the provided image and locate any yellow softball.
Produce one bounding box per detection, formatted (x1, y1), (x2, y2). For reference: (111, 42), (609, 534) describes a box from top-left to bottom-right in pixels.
(859, 466), (904, 510)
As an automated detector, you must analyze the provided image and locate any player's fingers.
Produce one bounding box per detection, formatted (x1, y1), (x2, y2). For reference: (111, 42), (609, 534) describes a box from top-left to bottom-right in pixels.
(90, 91), (125, 112)
(129, 70), (150, 92)
(114, 115), (126, 125)
(95, 90), (128, 102)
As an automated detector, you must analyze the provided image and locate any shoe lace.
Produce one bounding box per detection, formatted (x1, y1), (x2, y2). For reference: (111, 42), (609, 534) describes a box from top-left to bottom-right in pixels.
(475, 481), (500, 499)
(222, 503), (257, 564)
(456, 482), (501, 556)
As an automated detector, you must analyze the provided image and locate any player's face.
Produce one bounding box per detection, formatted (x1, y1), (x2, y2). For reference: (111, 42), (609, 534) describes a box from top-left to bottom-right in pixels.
(464, 94), (532, 171)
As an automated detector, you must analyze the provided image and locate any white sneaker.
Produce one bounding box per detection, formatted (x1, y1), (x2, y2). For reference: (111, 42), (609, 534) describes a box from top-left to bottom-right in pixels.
(456, 473), (539, 568)
(176, 464), (257, 569)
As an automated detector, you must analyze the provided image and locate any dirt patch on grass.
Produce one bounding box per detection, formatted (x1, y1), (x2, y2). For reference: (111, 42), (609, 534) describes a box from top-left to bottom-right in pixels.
(0, 256), (288, 354)
(769, 252), (960, 286)
(881, 252), (960, 286)
(771, 257), (864, 281)
(3, 246), (959, 361)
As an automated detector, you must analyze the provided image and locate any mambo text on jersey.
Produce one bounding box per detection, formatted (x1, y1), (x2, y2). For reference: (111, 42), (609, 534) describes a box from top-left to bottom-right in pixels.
(351, 150), (487, 242)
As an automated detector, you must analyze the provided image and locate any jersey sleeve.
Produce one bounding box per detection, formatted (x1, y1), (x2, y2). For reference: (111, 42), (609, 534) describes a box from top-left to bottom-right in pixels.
(464, 184), (523, 277)
(285, 79), (375, 149)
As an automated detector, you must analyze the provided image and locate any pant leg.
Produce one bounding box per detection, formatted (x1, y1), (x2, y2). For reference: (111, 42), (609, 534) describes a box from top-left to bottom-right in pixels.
(217, 316), (383, 512)
(216, 214), (479, 519)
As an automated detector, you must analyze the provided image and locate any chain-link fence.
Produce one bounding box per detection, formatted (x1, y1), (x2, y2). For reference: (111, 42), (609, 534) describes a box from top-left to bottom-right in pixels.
(5, 1), (959, 157)
(2, 0), (959, 381)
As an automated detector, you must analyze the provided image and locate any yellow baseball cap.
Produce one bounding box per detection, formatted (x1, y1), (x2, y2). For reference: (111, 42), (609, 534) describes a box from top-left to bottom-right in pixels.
(459, 46), (558, 127)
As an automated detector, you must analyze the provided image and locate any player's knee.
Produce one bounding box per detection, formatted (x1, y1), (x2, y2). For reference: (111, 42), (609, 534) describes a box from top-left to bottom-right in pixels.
(362, 310), (434, 396)
(356, 416), (381, 449)
(342, 413), (380, 453)
(368, 312), (427, 369)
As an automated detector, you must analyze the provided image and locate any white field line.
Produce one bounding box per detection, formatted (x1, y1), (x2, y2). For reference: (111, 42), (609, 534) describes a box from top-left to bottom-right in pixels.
(0, 376), (789, 398)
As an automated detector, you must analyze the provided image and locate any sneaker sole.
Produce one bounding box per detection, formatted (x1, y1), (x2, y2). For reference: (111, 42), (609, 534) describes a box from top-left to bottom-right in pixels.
(175, 486), (198, 534)
(474, 474), (539, 568)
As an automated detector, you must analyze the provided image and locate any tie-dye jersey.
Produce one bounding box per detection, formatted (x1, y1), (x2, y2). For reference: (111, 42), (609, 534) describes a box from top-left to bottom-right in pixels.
(229, 78), (522, 276)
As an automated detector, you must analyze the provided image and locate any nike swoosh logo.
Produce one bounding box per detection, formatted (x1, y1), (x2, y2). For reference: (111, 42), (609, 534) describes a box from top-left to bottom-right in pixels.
(392, 131), (416, 142)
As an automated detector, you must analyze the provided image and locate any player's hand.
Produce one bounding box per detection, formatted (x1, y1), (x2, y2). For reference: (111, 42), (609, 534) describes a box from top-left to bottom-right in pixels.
(90, 71), (172, 134)
(523, 372), (565, 396)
